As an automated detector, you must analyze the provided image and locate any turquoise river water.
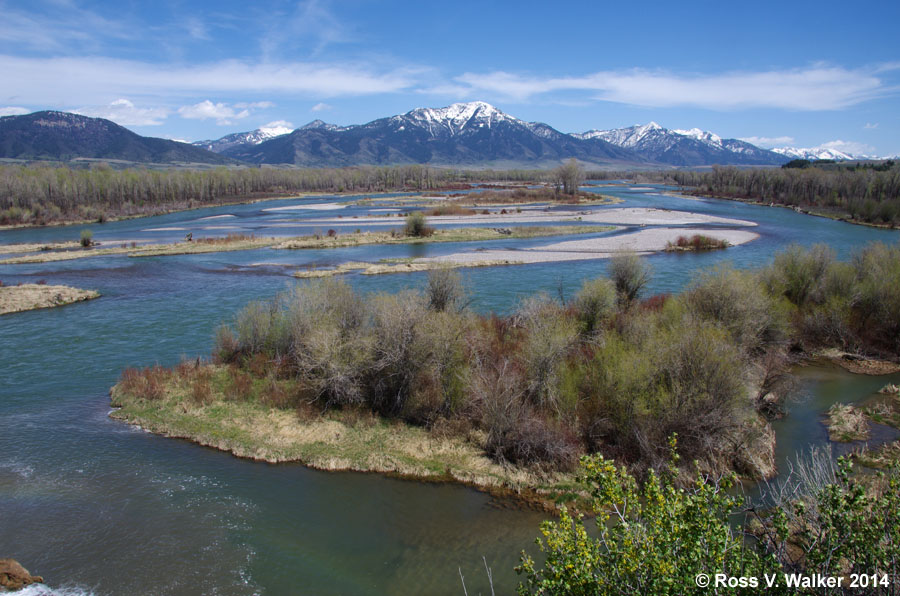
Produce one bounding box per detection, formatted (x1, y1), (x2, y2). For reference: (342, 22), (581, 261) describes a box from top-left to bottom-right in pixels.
(2, 184), (899, 595)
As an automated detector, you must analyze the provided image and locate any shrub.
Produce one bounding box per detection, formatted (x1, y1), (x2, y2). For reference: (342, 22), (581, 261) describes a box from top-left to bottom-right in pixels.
(368, 291), (430, 414)
(486, 409), (580, 470)
(425, 267), (467, 312)
(852, 243), (900, 352)
(79, 229), (93, 247)
(190, 373), (213, 405)
(117, 366), (169, 400)
(763, 243), (834, 306)
(571, 278), (616, 335)
(607, 252), (651, 307)
(517, 297), (579, 413)
(284, 280), (372, 408)
(402, 309), (471, 422)
(517, 442), (773, 596)
(224, 368), (253, 401)
(404, 211), (430, 237)
(682, 265), (787, 353)
(213, 325), (240, 363)
(665, 234), (729, 251)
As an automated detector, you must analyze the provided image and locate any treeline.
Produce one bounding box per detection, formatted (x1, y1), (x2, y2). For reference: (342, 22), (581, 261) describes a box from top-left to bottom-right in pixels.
(0, 164), (548, 226)
(587, 164), (900, 225)
(141, 242), (898, 477)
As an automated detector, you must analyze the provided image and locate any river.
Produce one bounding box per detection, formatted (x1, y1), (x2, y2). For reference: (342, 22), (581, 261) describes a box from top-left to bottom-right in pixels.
(2, 184), (898, 594)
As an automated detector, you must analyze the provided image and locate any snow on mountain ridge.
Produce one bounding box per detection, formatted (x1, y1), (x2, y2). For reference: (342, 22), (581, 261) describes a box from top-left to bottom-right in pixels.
(771, 147), (856, 161)
(403, 101), (518, 137)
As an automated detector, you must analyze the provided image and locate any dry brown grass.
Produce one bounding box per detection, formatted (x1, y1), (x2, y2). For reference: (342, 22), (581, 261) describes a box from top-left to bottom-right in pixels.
(825, 403), (870, 442)
(109, 364), (577, 502)
(0, 284), (99, 315)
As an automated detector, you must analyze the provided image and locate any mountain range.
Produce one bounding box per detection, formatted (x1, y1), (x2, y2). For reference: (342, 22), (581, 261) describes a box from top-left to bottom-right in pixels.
(573, 121), (782, 166)
(0, 111), (234, 165)
(3, 102), (876, 168)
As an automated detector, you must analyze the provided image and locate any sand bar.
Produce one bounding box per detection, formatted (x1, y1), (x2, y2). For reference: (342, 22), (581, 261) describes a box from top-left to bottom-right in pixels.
(1, 284), (100, 315)
(277, 207), (756, 228)
(425, 227), (759, 265)
(262, 203), (348, 212)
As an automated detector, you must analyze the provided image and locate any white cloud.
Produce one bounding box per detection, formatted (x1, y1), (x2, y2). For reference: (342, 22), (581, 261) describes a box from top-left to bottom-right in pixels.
(817, 140), (876, 156)
(739, 135), (795, 148)
(311, 102), (332, 112)
(0, 106), (30, 116)
(177, 100), (250, 125)
(454, 65), (894, 111)
(73, 99), (168, 125)
(864, 122), (879, 129)
(262, 120), (294, 129)
(0, 55), (421, 105)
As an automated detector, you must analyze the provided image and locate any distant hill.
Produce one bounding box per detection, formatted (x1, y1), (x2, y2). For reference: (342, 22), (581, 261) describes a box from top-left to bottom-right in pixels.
(221, 102), (647, 167)
(574, 122), (789, 166)
(0, 111), (235, 164)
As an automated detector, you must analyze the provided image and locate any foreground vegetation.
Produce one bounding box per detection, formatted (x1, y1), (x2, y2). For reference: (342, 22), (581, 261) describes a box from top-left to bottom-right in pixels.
(517, 446), (900, 595)
(112, 243), (900, 493)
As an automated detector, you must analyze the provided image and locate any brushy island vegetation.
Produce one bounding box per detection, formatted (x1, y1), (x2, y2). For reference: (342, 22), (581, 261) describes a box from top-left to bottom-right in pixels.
(111, 242), (900, 593)
(113, 242), (900, 477)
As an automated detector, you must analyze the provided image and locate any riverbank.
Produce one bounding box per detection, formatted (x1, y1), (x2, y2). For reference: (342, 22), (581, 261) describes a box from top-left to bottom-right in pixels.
(0, 225), (614, 265)
(0, 283), (99, 315)
(109, 365), (578, 508)
(683, 191), (897, 230)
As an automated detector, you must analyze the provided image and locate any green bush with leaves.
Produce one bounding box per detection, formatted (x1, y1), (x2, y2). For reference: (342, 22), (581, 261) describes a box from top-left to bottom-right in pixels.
(517, 438), (776, 595)
(518, 444), (900, 596)
(404, 211), (429, 237)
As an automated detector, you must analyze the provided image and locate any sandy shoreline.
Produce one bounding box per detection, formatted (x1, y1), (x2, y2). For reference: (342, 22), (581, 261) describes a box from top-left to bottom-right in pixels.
(278, 207), (757, 228)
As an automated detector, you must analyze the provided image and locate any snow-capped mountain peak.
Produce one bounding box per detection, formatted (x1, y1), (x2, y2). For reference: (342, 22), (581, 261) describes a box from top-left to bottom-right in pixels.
(574, 121), (786, 165)
(402, 101), (518, 136)
(771, 147), (856, 161)
(257, 121), (294, 137)
(673, 127), (723, 147)
(575, 121), (670, 148)
(193, 123), (294, 153)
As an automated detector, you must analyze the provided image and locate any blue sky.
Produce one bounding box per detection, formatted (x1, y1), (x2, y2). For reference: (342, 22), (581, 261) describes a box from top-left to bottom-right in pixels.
(1, 0), (898, 155)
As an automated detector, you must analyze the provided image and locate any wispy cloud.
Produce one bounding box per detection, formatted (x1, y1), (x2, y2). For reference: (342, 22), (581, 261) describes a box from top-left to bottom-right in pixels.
(739, 135), (795, 148)
(451, 65), (895, 111)
(260, 0), (355, 59)
(0, 106), (29, 116)
(0, 1), (132, 53)
(73, 98), (168, 126)
(0, 55), (421, 105)
(864, 122), (879, 129)
(311, 102), (332, 112)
